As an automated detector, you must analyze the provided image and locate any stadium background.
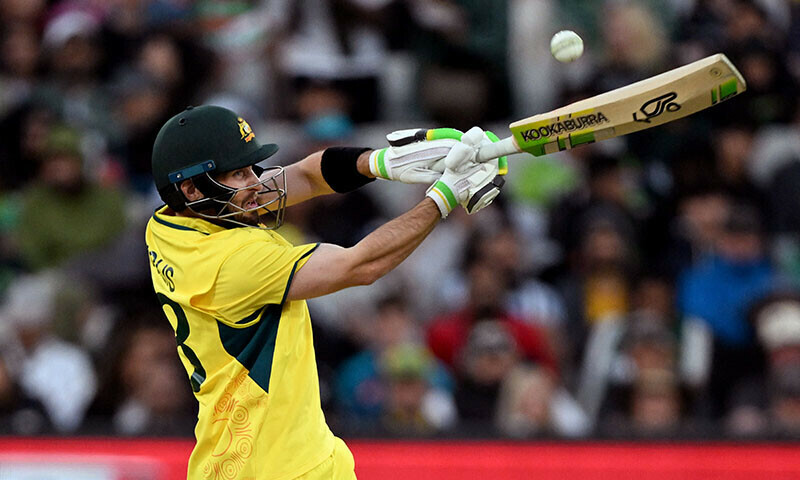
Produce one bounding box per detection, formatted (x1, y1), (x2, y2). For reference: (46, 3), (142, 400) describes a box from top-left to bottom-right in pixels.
(0, 0), (799, 478)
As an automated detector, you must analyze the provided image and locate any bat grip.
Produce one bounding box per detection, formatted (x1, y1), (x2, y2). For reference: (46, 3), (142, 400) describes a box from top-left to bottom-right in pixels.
(477, 136), (520, 162)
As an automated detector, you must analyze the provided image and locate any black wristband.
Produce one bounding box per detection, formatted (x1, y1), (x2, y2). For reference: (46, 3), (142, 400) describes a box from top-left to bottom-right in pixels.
(320, 146), (374, 193)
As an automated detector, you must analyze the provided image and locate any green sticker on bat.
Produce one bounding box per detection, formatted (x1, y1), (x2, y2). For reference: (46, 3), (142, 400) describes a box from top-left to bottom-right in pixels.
(719, 78), (738, 101)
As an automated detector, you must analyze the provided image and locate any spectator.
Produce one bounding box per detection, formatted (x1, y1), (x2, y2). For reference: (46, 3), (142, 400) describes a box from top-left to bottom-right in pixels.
(15, 125), (126, 271)
(112, 322), (195, 436)
(36, 5), (118, 140)
(110, 68), (172, 191)
(731, 41), (799, 126)
(100, 0), (189, 77)
(628, 368), (683, 436)
(710, 122), (764, 212)
(434, 225), (568, 363)
(738, 293), (800, 437)
(334, 295), (452, 430)
(136, 33), (205, 113)
(676, 0), (730, 60)
(395, 207), (503, 320)
(271, 0), (393, 121)
(550, 153), (639, 262)
(0, 340), (50, 435)
(453, 320), (520, 428)
(596, 1), (670, 92)
(577, 281), (678, 427)
(495, 364), (590, 438)
(678, 204), (773, 418)
(724, 0), (786, 48)
(596, 316), (687, 437)
(0, 22), (41, 117)
(0, 102), (58, 193)
(659, 187), (732, 277)
(282, 82), (381, 249)
(411, 0), (511, 126)
(769, 364), (800, 437)
(426, 255), (557, 374)
(464, 225), (568, 332)
(0, 271), (97, 433)
(0, 0), (46, 26)
(380, 343), (457, 436)
(555, 213), (638, 365)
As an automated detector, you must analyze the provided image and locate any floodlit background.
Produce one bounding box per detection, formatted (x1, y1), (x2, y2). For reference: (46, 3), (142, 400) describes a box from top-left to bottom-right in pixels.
(0, 0), (799, 476)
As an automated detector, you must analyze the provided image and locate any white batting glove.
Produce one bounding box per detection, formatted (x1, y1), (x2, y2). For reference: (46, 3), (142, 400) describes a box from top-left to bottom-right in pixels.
(425, 127), (505, 218)
(369, 127), (508, 184)
(369, 128), (466, 184)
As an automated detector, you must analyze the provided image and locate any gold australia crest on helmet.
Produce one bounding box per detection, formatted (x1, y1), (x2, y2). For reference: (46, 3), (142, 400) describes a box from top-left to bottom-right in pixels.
(238, 117), (255, 143)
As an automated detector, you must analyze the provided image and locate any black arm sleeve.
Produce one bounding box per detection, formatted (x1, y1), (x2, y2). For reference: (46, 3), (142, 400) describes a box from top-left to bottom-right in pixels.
(320, 147), (374, 193)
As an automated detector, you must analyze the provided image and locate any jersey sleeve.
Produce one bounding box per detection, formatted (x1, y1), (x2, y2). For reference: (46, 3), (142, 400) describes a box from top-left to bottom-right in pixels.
(192, 240), (319, 325)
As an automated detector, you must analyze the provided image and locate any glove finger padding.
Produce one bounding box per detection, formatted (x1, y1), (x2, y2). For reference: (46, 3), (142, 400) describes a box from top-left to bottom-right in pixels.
(460, 126), (487, 148)
(443, 142), (476, 172)
(484, 130), (508, 175)
(453, 126), (508, 176)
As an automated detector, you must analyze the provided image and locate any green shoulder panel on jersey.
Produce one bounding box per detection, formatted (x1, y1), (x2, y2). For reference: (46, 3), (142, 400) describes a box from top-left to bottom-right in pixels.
(217, 244), (318, 392)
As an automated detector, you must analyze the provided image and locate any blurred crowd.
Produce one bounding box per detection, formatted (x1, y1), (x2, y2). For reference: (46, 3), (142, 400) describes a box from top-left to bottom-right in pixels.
(1, 0), (800, 441)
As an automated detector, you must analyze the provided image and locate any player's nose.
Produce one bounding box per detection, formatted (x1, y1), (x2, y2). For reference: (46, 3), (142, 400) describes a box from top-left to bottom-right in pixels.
(245, 169), (261, 189)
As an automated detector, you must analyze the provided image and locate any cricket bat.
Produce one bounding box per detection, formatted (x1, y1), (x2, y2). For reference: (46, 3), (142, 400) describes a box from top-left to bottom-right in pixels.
(477, 53), (747, 162)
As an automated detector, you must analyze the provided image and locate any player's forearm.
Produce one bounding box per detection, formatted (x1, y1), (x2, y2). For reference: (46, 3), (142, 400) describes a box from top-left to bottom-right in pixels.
(347, 198), (440, 284)
(285, 198), (440, 301)
(283, 151), (333, 206)
(284, 150), (375, 206)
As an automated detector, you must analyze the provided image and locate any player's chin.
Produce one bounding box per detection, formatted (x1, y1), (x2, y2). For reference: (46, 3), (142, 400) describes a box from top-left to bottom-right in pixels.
(236, 212), (261, 226)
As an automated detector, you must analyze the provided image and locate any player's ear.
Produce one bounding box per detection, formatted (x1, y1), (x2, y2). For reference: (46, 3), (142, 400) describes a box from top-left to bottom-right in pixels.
(180, 179), (203, 201)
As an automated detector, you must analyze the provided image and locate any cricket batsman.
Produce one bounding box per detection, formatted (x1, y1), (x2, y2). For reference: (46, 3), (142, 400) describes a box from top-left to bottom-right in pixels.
(145, 105), (505, 479)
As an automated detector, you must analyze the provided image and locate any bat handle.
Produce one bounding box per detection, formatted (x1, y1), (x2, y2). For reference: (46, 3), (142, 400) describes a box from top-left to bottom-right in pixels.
(476, 136), (520, 162)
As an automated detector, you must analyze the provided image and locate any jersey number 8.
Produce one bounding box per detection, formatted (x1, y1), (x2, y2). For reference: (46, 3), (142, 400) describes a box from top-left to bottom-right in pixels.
(157, 293), (207, 392)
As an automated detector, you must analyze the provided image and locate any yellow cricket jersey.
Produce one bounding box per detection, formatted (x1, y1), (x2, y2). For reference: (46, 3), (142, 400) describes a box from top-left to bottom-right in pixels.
(145, 206), (335, 480)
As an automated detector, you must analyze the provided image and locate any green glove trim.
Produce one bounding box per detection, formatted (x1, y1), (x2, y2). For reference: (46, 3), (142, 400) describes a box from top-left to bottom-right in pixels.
(376, 148), (389, 179)
(426, 128), (463, 141)
(485, 130), (508, 175)
(432, 180), (458, 211)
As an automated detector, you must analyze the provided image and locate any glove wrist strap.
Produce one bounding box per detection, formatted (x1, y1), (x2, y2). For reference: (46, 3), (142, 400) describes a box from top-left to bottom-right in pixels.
(426, 180), (458, 218)
(368, 148), (389, 179)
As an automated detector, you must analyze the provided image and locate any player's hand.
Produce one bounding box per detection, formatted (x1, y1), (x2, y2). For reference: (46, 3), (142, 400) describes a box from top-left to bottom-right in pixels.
(369, 128), (461, 184)
(369, 127), (508, 184)
(425, 127), (505, 218)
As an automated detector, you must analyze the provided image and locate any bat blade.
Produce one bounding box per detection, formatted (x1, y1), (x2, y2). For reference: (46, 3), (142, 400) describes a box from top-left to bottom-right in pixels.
(478, 54), (746, 161)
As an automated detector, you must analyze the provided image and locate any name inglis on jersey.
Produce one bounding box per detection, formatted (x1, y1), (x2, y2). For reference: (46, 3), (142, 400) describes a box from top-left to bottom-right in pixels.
(519, 112), (610, 142)
(148, 247), (176, 292)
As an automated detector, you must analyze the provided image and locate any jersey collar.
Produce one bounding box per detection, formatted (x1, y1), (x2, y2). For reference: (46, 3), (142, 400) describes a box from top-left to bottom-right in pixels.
(152, 205), (227, 236)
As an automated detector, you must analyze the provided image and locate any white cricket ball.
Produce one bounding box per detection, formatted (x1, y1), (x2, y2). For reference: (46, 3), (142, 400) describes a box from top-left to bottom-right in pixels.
(550, 30), (584, 63)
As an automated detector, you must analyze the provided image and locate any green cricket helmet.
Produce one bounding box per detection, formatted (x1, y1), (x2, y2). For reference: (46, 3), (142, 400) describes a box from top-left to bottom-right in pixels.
(151, 105), (286, 229)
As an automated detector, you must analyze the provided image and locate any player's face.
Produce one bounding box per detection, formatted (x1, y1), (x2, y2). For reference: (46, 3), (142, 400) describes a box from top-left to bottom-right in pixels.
(216, 167), (262, 225)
